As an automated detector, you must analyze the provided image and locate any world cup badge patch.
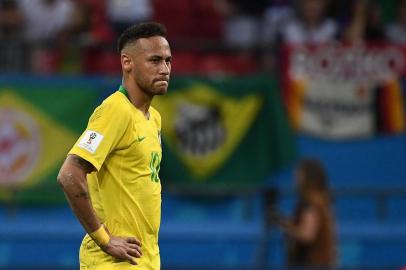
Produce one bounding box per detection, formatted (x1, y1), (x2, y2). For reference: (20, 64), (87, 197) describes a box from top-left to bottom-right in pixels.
(78, 130), (104, 153)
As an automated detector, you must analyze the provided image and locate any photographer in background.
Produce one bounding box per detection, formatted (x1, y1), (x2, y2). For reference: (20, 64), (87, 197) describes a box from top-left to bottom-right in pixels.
(270, 159), (337, 269)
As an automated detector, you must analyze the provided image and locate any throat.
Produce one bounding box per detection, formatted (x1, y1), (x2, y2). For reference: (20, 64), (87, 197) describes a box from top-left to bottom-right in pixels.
(136, 102), (151, 120)
(119, 85), (151, 120)
(143, 110), (150, 120)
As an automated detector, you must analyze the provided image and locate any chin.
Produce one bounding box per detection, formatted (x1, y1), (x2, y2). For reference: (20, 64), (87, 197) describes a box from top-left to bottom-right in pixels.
(154, 87), (168, 95)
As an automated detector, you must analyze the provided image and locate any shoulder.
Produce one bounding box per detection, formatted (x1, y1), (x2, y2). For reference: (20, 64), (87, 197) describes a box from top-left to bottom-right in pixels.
(103, 92), (131, 112)
(90, 92), (131, 123)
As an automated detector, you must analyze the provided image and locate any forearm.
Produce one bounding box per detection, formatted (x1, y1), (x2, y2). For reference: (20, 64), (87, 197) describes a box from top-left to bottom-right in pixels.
(57, 156), (141, 262)
(58, 169), (101, 234)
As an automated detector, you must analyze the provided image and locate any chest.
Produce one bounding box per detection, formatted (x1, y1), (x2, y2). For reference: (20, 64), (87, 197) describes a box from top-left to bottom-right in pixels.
(119, 118), (162, 169)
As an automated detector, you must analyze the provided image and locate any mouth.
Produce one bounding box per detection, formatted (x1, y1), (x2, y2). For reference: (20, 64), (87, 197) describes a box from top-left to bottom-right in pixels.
(154, 79), (169, 86)
(155, 81), (168, 86)
(154, 77), (169, 82)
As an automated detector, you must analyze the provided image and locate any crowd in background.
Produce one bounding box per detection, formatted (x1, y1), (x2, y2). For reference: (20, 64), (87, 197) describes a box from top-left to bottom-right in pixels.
(1, 0), (406, 74)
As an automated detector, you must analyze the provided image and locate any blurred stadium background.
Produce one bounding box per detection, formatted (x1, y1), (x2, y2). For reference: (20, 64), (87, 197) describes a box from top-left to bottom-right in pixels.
(1, 0), (406, 269)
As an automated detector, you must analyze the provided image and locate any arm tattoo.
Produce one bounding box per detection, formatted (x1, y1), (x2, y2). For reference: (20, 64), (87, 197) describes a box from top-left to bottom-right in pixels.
(70, 155), (96, 173)
(74, 192), (90, 199)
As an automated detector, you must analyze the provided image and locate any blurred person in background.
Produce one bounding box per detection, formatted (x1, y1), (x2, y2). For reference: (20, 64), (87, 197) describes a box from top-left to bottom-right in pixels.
(107, 0), (153, 35)
(18, 0), (74, 73)
(68, 0), (117, 74)
(18, 0), (73, 43)
(0, 0), (29, 72)
(343, 0), (386, 43)
(216, 0), (269, 48)
(264, 0), (338, 45)
(261, 0), (338, 73)
(57, 22), (171, 269)
(271, 159), (337, 269)
(359, 0), (386, 42)
(261, 0), (294, 46)
(386, 0), (406, 44)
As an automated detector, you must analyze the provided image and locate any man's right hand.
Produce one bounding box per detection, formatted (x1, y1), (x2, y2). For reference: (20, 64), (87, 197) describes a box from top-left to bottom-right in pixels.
(101, 236), (142, 265)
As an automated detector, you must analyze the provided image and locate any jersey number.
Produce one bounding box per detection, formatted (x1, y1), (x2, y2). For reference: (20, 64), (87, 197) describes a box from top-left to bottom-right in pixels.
(150, 152), (161, 182)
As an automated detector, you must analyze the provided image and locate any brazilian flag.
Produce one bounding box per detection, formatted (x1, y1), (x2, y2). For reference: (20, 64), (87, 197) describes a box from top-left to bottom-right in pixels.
(0, 75), (295, 203)
(153, 75), (296, 191)
(0, 76), (106, 204)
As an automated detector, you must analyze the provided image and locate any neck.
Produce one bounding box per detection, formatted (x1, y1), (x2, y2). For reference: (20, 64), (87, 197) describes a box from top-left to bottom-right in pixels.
(122, 79), (152, 118)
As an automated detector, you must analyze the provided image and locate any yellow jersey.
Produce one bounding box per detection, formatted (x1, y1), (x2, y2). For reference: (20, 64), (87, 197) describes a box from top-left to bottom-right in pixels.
(69, 89), (162, 270)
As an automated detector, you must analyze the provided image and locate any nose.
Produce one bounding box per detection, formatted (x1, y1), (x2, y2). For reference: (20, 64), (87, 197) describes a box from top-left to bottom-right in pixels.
(159, 61), (170, 75)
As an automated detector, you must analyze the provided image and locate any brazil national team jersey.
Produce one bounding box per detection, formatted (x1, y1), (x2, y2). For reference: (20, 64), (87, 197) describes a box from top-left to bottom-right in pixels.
(69, 89), (162, 270)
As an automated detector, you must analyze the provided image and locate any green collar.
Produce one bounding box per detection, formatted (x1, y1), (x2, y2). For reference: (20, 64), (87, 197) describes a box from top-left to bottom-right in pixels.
(118, 85), (150, 120)
(118, 85), (129, 99)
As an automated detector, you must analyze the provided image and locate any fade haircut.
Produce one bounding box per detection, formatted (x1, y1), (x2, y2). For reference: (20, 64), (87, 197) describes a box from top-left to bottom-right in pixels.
(117, 22), (167, 53)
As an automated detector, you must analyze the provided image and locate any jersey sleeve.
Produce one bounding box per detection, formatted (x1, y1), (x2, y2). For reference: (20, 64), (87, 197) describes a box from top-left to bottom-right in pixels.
(69, 99), (130, 171)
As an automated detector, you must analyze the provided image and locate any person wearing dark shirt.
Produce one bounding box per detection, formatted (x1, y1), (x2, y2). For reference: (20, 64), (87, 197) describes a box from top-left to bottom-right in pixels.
(272, 159), (337, 269)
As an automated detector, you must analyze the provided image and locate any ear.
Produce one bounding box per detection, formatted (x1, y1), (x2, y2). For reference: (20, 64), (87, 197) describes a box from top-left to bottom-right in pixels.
(121, 53), (132, 73)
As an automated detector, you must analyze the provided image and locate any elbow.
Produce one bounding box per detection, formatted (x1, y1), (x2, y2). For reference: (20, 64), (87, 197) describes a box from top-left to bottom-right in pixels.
(57, 167), (85, 192)
(57, 170), (66, 190)
(57, 169), (74, 191)
(57, 156), (88, 192)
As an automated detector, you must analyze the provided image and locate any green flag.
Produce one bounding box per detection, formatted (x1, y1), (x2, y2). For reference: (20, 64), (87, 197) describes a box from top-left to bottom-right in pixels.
(0, 77), (103, 204)
(153, 75), (296, 191)
(0, 76), (295, 203)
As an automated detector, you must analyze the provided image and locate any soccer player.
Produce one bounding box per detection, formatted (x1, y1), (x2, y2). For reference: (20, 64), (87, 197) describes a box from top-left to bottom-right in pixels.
(57, 22), (171, 269)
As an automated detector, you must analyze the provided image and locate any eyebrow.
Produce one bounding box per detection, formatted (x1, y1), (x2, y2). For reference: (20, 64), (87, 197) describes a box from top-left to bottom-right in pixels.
(148, 55), (172, 61)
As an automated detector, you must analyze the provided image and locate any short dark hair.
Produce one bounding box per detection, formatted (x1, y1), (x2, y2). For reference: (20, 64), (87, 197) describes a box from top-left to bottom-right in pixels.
(117, 22), (167, 52)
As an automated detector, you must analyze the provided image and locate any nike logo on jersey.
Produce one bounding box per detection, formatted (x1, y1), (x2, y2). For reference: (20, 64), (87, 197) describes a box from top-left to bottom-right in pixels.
(137, 136), (146, 142)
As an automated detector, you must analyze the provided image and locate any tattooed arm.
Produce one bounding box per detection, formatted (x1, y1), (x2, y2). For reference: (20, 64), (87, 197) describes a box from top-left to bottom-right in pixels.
(57, 154), (142, 264)
(57, 154), (100, 234)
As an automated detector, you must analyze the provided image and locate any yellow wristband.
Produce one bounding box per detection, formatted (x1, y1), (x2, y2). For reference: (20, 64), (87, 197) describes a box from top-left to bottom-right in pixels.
(90, 225), (110, 246)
